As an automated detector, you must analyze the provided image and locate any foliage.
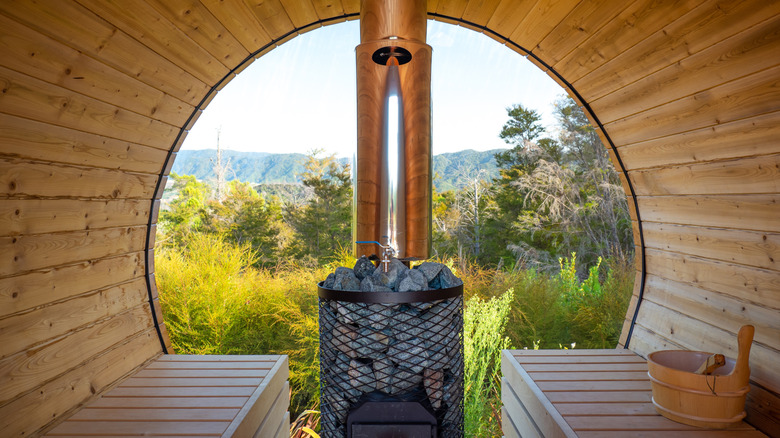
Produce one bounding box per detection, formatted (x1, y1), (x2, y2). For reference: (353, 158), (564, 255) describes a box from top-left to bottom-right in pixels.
(463, 289), (513, 437)
(284, 150), (353, 264)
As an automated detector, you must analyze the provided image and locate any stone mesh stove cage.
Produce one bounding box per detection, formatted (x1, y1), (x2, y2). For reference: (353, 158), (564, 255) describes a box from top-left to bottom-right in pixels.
(318, 284), (464, 437)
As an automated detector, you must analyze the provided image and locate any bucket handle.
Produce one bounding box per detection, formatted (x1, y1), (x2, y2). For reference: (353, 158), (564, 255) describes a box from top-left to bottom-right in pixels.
(731, 325), (754, 382)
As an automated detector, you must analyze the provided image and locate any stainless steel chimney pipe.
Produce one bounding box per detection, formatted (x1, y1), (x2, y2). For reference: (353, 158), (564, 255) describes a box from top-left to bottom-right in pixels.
(379, 59), (406, 257)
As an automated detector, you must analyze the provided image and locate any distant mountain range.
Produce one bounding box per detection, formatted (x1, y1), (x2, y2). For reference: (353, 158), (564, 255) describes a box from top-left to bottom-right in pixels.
(171, 148), (502, 192)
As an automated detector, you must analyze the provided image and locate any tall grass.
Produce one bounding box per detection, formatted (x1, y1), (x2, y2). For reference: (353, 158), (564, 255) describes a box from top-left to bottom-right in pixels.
(463, 289), (513, 437)
(156, 236), (634, 434)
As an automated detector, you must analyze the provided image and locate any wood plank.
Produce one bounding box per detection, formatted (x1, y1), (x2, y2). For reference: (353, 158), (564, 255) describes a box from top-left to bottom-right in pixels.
(279, 0), (319, 29)
(435, 0), (468, 18)
(145, 360), (276, 370)
(461, 0), (502, 27)
(0, 329), (160, 438)
(533, 0), (630, 66)
(645, 248), (780, 311)
(68, 407), (239, 422)
(642, 274), (780, 348)
(91, 396), (249, 409)
(554, 402), (657, 416)
(546, 390), (652, 404)
(341, 0), (360, 16)
(223, 356), (289, 437)
(0, 225), (147, 276)
(246, 381), (289, 438)
(199, 0), (272, 52)
(537, 380), (652, 392)
(310, 0), (345, 21)
(0, 113), (169, 172)
(745, 383), (780, 438)
(156, 354), (284, 362)
(642, 222), (780, 272)
(132, 368), (270, 378)
(106, 386), (258, 398)
(485, 0), (537, 41)
(605, 64), (780, 145)
(629, 154), (780, 196)
(501, 378), (543, 438)
(0, 199), (149, 236)
(0, 65), (176, 149)
(74, 0), (229, 83)
(145, 0), (251, 68)
(527, 371), (649, 381)
(567, 415), (756, 431)
(244, 0), (296, 40)
(47, 420), (229, 436)
(121, 377), (265, 387)
(0, 277), (148, 360)
(617, 111), (780, 170)
(512, 354), (645, 364)
(502, 351), (578, 438)
(511, 349), (638, 356)
(509, 0), (581, 51)
(592, 11), (780, 122)
(0, 13), (194, 127)
(577, 432), (768, 438)
(0, 304), (154, 405)
(634, 300), (780, 392)
(637, 195), (780, 232)
(0, 159), (159, 200)
(273, 411), (291, 438)
(553, 0), (705, 83)
(521, 362), (648, 372)
(501, 406), (522, 438)
(0, 0), (209, 105)
(577, 0), (780, 102)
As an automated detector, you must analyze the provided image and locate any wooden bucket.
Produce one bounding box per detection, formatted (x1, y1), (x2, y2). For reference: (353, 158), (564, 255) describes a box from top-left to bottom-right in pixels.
(646, 325), (754, 429)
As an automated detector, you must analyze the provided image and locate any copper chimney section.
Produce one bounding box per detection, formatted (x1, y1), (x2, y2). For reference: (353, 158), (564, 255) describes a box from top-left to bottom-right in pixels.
(354, 0), (432, 260)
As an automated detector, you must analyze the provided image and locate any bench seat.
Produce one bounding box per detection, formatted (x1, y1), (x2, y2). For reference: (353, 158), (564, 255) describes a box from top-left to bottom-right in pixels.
(501, 349), (766, 438)
(44, 355), (289, 438)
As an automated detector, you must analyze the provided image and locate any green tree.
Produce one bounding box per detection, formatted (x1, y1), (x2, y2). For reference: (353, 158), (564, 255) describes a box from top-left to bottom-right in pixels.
(158, 173), (212, 247)
(285, 150), (352, 263)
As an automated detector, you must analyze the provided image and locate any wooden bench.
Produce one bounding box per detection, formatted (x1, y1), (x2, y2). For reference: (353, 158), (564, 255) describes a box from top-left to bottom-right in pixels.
(43, 355), (289, 438)
(501, 349), (767, 438)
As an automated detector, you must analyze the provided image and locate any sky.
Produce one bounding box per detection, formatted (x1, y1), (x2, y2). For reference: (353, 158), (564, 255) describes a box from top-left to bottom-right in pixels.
(182, 20), (567, 158)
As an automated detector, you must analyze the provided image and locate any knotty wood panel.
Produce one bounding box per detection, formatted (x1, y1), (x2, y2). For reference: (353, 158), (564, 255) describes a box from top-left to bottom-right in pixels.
(74, 0), (230, 84)
(0, 277), (148, 360)
(0, 304), (154, 405)
(641, 274), (779, 348)
(484, 0), (537, 41)
(0, 0), (209, 105)
(604, 64), (780, 144)
(576, 1), (780, 103)
(0, 199), (150, 236)
(0, 329), (161, 438)
(617, 112), (780, 171)
(592, 14), (780, 123)
(0, 114), (169, 173)
(637, 195), (780, 232)
(642, 222), (780, 272)
(0, 159), (159, 199)
(0, 226), (147, 277)
(199, 0), (272, 52)
(0, 14), (194, 127)
(645, 248), (780, 311)
(0, 252), (144, 318)
(244, 0), (297, 40)
(0, 65), (177, 149)
(552, 0), (705, 83)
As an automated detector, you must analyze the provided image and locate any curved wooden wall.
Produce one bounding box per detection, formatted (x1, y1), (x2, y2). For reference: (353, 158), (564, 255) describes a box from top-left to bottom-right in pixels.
(0, 1), (777, 435)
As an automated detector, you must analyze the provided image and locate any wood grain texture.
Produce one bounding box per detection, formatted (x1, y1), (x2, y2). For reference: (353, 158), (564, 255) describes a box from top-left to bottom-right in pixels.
(0, 252), (144, 318)
(0, 225), (147, 276)
(503, 350), (766, 437)
(637, 195), (780, 232)
(199, 0), (273, 52)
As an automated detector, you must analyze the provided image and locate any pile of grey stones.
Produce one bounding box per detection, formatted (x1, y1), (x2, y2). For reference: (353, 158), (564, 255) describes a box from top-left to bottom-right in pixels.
(319, 256), (463, 437)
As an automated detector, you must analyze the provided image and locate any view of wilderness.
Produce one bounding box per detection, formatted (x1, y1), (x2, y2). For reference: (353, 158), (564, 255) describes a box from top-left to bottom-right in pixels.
(156, 95), (635, 436)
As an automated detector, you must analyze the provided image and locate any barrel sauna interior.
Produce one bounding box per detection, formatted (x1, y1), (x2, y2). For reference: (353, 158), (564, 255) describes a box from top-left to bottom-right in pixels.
(0, 1), (778, 436)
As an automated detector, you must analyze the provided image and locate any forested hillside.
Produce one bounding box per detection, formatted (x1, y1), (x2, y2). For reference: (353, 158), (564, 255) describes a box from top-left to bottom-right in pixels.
(172, 148), (500, 191)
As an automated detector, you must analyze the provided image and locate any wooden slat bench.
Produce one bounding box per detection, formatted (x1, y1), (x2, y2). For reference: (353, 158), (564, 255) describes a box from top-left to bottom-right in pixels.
(43, 355), (289, 438)
(501, 349), (767, 438)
